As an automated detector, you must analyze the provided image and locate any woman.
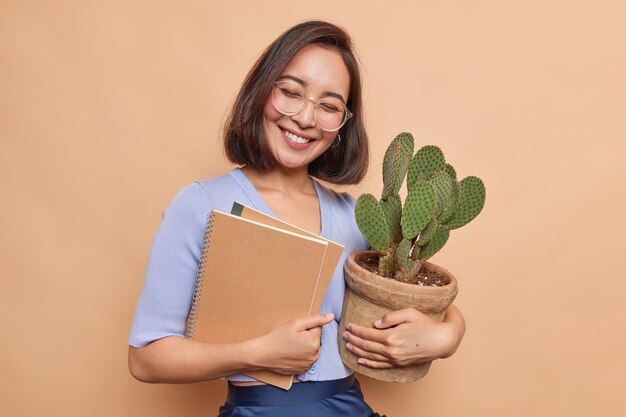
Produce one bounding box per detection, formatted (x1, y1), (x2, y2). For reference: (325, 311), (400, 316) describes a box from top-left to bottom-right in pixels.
(128, 20), (466, 416)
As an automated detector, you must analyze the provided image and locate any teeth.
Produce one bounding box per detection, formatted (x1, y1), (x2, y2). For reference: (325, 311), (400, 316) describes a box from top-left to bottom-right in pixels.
(284, 130), (311, 144)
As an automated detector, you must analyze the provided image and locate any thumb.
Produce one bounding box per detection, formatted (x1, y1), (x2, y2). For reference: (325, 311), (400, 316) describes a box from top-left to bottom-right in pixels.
(295, 313), (335, 331)
(374, 308), (420, 329)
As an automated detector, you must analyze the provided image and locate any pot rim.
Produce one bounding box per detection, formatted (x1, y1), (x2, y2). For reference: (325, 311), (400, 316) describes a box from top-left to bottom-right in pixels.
(345, 250), (458, 296)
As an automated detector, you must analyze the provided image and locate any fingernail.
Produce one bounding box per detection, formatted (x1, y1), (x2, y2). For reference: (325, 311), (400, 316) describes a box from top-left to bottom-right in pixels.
(346, 324), (352, 331)
(342, 331), (349, 340)
(374, 319), (381, 327)
(357, 358), (364, 365)
(346, 343), (352, 350)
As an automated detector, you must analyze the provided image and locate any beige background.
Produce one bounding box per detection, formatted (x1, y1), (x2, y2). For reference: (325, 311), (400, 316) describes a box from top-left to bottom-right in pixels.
(1, 1), (625, 416)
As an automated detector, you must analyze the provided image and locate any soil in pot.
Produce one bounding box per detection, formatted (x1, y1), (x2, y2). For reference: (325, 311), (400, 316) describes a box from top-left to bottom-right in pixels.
(356, 252), (451, 286)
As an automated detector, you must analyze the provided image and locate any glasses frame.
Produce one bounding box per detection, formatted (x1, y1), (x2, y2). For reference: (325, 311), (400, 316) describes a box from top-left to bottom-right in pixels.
(271, 80), (353, 132)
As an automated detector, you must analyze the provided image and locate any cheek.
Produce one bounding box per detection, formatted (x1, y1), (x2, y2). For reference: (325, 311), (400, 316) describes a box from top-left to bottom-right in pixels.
(322, 131), (338, 146)
(263, 98), (283, 123)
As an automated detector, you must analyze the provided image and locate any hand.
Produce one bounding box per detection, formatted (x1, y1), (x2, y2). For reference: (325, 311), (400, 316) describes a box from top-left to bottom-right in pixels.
(342, 306), (465, 369)
(253, 313), (334, 375)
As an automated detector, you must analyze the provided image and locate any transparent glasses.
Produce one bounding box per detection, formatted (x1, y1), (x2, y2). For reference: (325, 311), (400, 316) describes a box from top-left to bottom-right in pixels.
(271, 80), (352, 132)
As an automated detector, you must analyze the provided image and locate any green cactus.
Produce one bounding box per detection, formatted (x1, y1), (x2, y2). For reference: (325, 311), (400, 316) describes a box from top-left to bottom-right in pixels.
(429, 171), (455, 218)
(407, 145), (445, 189)
(380, 194), (402, 244)
(438, 180), (460, 224)
(382, 132), (414, 200)
(354, 133), (486, 282)
(402, 181), (436, 240)
(355, 194), (390, 252)
(416, 219), (438, 248)
(446, 176), (486, 230)
(418, 224), (450, 261)
(396, 238), (415, 269)
(444, 163), (457, 181)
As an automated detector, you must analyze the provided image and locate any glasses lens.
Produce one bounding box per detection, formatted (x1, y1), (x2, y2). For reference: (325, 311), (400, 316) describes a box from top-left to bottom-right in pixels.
(272, 81), (351, 132)
(315, 98), (348, 131)
(272, 82), (306, 115)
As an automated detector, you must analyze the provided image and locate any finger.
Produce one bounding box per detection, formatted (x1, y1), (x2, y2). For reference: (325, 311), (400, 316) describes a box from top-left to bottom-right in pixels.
(373, 308), (421, 329)
(345, 323), (390, 344)
(356, 357), (395, 369)
(295, 313), (334, 331)
(345, 342), (389, 362)
(343, 329), (389, 356)
(307, 326), (322, 338)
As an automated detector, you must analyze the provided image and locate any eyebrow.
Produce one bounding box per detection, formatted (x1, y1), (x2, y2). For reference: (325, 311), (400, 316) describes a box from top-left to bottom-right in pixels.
(279, 75), (347, 104)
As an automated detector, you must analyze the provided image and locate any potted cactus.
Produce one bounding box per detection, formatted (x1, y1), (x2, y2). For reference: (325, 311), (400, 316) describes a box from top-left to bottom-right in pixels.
(339, 132), (486, 382)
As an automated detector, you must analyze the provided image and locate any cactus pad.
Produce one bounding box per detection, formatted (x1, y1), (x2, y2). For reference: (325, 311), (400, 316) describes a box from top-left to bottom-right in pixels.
(378, 250), (397, 277)
(438, 179), (460, 224)
(429, 171), (455, 217)
(444, 163), (457, 180)
(446, 176), (486, 230)
(418, 224), (450, 261)
(355, 194), (391, 251)
(417, 219), (438, 247)
(407, 145), (445, 189)
(380, 194), (403, 244)
(396, 238), (415, 269)
(382, 133), (414, 199)
(402, 181), (436, 240)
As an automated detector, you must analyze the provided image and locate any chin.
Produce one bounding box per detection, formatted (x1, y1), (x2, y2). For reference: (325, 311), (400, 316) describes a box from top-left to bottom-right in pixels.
(274, 156), (311, 170)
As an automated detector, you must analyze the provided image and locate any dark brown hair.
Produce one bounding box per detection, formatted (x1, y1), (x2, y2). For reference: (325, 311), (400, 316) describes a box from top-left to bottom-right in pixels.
(223, 20), (369, 184)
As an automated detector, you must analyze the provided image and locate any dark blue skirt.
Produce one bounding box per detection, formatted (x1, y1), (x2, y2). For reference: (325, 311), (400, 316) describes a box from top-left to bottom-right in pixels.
(218, 375), (379, 417)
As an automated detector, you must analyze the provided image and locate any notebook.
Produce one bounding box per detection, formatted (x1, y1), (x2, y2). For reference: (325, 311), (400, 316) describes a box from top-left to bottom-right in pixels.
(185, 209), (335, 390)
(231, 201), (344, 315)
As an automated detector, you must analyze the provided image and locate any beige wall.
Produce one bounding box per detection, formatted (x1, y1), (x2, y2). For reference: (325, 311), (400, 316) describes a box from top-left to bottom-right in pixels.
(1, 1), (625, 416)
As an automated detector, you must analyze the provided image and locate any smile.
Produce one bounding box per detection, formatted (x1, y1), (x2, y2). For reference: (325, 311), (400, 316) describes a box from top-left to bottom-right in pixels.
(283, 129), (311, 144)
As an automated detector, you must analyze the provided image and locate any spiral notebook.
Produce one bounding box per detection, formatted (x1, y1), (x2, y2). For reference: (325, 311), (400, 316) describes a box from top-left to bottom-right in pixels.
(185, 208), (340, 390)
(231, 202), (344, 316)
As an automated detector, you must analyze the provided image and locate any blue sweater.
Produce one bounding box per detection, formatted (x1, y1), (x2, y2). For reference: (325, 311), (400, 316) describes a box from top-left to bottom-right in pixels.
(129, 168), (369, 382)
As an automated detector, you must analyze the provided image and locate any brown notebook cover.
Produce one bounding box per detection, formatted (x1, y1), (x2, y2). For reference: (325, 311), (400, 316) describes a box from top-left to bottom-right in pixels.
(185, 210), (330, 390)
(231, 202), (344, 315)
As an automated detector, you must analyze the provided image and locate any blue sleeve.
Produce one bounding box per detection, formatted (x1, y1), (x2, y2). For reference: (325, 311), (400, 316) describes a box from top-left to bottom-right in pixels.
(129, 183), (213, 348)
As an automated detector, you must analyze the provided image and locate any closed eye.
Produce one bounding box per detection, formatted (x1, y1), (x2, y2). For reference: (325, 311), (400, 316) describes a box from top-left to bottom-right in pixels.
(319, 102), (341, 113)
(279, 87), (302, 98)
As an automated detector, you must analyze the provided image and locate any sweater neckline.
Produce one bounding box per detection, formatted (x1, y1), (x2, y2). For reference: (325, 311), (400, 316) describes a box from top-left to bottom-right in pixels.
(228, 167), (331, 239)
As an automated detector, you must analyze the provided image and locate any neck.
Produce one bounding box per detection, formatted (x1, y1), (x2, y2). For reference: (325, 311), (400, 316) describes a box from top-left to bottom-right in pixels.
(241, 165), (315, 193)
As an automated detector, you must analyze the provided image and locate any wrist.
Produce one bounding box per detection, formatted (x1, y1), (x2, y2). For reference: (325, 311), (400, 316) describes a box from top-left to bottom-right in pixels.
(240, 336), (268, 371)
(438, 321), (459, 359)
(438, 307), (465, 359)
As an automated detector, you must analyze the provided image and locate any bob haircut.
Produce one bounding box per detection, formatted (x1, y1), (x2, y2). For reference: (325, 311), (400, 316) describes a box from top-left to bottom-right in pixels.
(223, 20), (369, 185)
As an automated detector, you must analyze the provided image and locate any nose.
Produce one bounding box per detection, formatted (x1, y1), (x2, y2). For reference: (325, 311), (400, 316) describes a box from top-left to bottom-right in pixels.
(290, 98), (317, 128)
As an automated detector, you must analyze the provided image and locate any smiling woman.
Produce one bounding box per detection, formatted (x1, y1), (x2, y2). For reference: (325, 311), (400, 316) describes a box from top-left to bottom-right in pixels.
(260, 44), (350, 169)
(128, 20), (464, 417)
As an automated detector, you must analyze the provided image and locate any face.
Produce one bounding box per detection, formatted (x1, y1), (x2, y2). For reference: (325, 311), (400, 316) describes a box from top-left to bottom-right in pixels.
(262, 44), (351, 171)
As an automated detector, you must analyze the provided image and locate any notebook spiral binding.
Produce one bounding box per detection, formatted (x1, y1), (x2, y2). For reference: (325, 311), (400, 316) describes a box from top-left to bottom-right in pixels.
(185, 212), (215, 339)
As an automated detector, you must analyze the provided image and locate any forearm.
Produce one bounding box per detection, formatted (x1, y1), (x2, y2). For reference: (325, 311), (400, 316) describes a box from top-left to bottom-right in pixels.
(128, 335), (263, 383)
(440, 303), (466, 358)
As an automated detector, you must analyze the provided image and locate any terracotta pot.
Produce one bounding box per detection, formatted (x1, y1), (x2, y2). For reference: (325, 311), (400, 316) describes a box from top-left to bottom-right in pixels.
(339, 250), (458, 382)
